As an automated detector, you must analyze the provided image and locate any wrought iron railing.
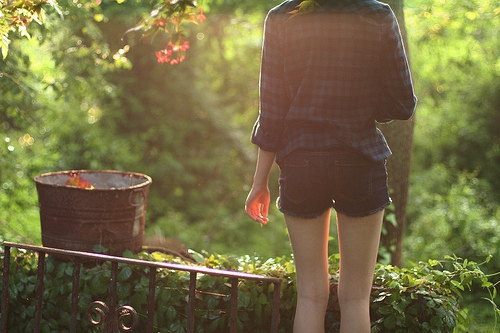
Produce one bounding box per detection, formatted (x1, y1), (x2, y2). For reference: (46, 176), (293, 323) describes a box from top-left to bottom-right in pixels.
(1, 241), (282, 333)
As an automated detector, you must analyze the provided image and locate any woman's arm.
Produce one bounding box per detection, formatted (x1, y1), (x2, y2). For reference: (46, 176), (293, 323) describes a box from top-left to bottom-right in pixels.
(245, 148), (276, 225)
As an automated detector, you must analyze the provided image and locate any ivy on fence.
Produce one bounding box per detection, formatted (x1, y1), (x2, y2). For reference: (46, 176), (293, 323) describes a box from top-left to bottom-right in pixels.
(1, 247), (498, 332)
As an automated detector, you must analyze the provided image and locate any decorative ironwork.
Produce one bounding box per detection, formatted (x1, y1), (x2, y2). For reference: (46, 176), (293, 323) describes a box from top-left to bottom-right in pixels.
(1, 241), (281, 333)
(86, 300), (138, 333)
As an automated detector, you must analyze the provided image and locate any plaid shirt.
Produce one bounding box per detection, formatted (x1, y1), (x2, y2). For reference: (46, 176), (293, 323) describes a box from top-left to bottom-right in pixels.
(251, 0), (417, 162)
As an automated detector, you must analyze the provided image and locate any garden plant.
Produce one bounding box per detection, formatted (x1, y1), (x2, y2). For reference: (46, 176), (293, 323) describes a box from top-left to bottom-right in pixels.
(1, 247), (499, 332)
(1, 0), (499, 330)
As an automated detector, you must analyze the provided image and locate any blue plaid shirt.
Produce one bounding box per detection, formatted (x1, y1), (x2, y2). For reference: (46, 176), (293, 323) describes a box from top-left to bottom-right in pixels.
(251, 0), (417, 162)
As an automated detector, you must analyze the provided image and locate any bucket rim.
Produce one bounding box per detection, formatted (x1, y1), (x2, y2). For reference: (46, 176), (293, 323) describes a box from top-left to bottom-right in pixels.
(33, 169), (152, 190)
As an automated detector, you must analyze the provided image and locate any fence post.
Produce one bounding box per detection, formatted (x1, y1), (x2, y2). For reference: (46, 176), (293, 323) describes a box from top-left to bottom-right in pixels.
(187, 271), (197, 333)
(230, 277), (238, 333)
(146, 267), (157, 333)
(1, 246), (11, 333)
(34, 251), (46, 333)
(70, 257), (82, 333)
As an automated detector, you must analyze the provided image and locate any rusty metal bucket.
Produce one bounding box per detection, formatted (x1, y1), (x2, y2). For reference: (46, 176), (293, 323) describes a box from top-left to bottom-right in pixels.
(34, 170), (152, 255)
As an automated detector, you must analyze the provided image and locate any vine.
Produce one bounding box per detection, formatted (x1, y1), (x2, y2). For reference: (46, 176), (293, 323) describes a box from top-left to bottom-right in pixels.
(0, 0), (205, 64)
(1, 248), (498, 332)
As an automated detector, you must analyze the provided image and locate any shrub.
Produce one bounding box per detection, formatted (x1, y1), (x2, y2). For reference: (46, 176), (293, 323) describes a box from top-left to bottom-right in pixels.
(407, 166), (500, 274)
(369, 255), (499, 332)
(0, 248), (498, 332)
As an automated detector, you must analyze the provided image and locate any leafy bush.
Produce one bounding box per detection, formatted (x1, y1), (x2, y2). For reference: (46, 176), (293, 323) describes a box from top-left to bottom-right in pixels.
(370, 255), (499, 333)
(1, 248), (498, 332)
(406, 165), (500, 274)
(408, 0), (500, 194)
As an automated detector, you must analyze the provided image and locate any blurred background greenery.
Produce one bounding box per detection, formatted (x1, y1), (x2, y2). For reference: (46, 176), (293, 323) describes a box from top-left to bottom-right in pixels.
(1, 0), (499, 330)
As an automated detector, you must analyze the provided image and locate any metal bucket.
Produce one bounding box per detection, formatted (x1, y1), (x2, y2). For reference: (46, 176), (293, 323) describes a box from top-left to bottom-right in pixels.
(34, 170), (152, 255)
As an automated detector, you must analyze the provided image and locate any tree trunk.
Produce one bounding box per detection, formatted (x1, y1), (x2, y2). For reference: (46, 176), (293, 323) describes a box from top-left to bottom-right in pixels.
(378, 0), (415, 267)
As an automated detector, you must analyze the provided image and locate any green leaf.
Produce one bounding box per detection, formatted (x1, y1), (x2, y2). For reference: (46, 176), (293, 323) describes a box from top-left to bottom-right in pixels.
(118, 266), (133, 282)
(385, 213), (397, 227)
(65, 265), (73, 276)
(258, 292), (268, 305)
(1, 33), (10, 59)
(383, 315), (397, 329)
(166, 306), (177, 320)
(450, 280), (465, 291)
(90, 275), (109, 294)
(208, 317), (220, 332)
(238, 292), (251, 308)
(188, 249), (205, 264)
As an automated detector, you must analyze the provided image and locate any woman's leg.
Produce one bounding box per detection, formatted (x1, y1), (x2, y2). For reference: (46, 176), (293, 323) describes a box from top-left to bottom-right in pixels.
(285, 210), (331, 333)
(336, 210), (384, 333)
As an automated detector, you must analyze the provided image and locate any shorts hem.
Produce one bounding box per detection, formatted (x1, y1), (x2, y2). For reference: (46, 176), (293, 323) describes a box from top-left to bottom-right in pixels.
(335, 199), (392, 218)
(278, 205), (331, 219)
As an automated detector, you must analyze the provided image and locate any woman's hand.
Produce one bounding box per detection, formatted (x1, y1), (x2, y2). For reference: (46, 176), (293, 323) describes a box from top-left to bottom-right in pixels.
(245, 148), (276, 225)
(245, 184), (271, 225)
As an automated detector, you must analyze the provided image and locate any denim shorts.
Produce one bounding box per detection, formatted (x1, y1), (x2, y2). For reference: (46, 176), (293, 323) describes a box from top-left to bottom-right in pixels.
(276, 149), (391, 218)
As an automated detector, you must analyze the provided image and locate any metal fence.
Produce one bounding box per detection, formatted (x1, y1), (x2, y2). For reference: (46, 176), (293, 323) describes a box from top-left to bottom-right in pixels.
(1, 241), (282, 333)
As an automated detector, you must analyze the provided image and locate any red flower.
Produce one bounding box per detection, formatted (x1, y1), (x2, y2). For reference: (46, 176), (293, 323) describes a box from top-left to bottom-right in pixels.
(196, 8), (206, 22)
(153, 18), (167, 28)
(171, 41), (190, 52)
(155, 41), (190, 65)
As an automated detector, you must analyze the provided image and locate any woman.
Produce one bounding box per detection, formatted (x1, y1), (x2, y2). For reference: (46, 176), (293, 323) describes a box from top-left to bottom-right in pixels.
(245, 0), (416, 332)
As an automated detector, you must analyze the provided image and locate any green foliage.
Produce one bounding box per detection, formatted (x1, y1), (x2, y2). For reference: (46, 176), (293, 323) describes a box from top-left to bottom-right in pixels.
(406, 165), (500, 274)
(407, 0), (500, 195)
(370, 255), (500, 333)
(1, 248), (293, 332)
(379, 203), (398, 265)
(0, 0), (63, 58)
(2, 1), (500, 331)
(404, 5), (500, 327)
(1, 248), (498, 332)
(146, 205), (291, 259)
(0, 22), (134, 243)
(118, 0), (209, 65)
(0, 0), (272, 255)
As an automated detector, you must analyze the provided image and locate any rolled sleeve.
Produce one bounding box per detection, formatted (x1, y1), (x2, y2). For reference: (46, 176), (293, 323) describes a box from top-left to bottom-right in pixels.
(251, 10), (289, 152)
(250, 117), (280, 152)
(375, 8), (417, 123)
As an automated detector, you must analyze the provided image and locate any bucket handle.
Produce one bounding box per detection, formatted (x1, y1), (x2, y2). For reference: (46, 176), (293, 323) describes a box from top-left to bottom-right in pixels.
(129, 188), (145, 207)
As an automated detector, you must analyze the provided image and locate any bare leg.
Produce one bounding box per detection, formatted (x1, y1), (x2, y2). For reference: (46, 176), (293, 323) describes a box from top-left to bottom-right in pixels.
(336, 210), (384, 333)
(285, 210), (331, 333)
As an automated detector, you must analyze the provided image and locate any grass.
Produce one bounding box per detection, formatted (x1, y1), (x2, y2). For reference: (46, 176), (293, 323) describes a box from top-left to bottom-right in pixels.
(456, 293), (499, 333)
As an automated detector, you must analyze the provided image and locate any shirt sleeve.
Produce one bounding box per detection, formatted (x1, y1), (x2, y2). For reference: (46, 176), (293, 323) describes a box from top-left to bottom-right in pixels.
(251, 10), (288, 152)
(375, 7), (417, 123)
